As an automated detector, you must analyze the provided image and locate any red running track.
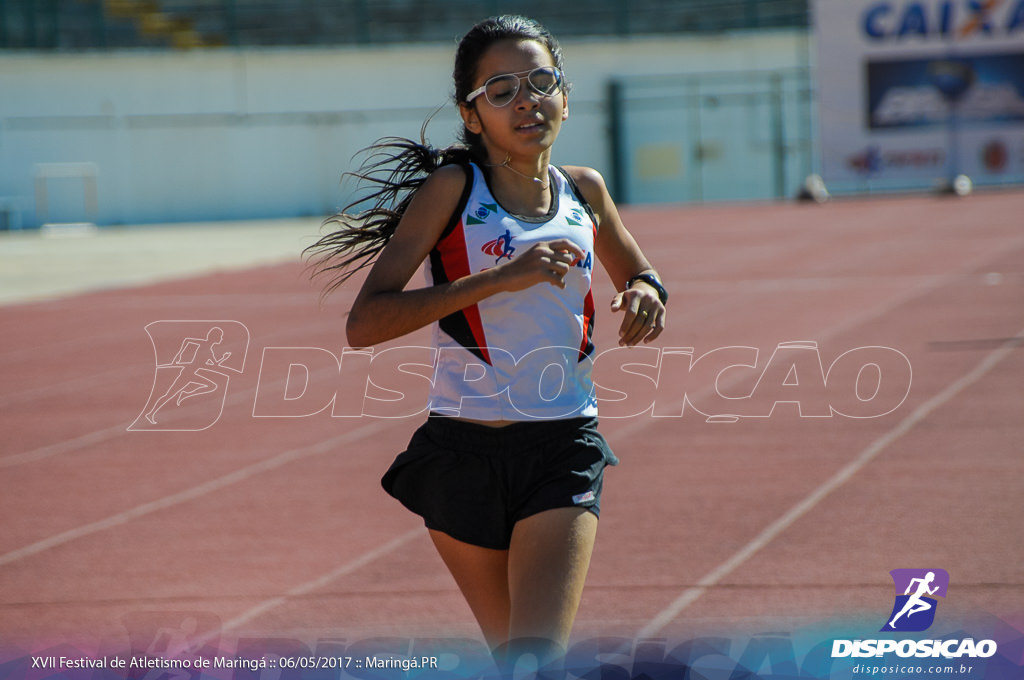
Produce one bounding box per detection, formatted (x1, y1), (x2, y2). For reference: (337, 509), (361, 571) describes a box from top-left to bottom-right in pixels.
(1, 191), (1022, 659)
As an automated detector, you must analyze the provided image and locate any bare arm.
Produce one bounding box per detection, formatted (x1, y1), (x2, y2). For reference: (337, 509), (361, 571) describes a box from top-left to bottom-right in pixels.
(346, 165), (584, 348)
(565, 166), (667, 347)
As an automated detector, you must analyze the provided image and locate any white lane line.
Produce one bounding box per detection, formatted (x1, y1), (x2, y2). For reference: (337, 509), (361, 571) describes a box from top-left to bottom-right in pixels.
(0, 361), (339, 469)
(0, 316), (344, 468)
(0, 419), (392, 567)
(605, 234), (1024, 442)
(5, 234), (1021, 468)
(0, 424), (133, 469)
(212, 528), (424, 638)
(635, 330), (1022, 639)
(0, 366), (143, 410)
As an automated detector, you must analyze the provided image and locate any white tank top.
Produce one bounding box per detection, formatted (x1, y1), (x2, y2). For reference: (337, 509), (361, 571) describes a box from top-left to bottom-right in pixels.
(426, 162), (599, 421)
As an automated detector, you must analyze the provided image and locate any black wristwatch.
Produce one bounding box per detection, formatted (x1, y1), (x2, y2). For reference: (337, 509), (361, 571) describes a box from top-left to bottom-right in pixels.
(626, 273), (668, 305)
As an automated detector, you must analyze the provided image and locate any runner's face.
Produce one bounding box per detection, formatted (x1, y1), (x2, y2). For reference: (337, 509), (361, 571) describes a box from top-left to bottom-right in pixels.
(460, 39), (568, 164)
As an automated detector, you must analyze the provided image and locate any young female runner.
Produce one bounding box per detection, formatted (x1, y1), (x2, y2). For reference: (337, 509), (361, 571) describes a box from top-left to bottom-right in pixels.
(308, 14), (668, 666)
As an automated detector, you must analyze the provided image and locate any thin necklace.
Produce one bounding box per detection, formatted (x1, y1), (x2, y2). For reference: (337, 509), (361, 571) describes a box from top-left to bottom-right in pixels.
(486, 155), (550, 189)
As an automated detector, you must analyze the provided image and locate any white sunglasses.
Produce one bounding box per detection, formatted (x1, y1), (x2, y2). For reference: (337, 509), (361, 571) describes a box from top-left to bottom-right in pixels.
(465, 66), (565, 107)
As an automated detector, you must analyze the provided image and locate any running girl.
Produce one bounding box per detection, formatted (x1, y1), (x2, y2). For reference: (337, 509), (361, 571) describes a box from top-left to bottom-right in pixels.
(307, 14), (669, 667)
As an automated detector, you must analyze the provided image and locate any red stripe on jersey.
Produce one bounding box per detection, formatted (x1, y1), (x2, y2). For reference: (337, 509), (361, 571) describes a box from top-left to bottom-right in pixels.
(578, 216), (598, 361)
(579, 288), (595, 361)
(434, 219), (491, 365)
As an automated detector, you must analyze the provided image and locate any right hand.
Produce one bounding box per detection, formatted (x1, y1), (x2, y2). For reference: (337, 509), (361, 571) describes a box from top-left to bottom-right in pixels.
(494, 238), (586, 292)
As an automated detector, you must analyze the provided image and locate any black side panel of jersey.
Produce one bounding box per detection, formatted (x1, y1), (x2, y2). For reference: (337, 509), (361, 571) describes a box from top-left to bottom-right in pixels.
(429, 163), (490, 364)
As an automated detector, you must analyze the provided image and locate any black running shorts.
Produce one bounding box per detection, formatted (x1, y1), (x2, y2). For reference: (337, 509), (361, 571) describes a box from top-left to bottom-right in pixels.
(381, 415), (619, 550)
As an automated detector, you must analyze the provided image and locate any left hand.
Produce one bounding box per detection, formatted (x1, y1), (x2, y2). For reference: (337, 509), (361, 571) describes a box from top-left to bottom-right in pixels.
(611, 282), (666, 347)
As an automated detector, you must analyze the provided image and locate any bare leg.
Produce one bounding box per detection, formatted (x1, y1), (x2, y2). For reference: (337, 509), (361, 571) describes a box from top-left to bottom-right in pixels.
(504, 508), (599, 667)
(429, 509), (599, 672)
(428, 529), (511, 651)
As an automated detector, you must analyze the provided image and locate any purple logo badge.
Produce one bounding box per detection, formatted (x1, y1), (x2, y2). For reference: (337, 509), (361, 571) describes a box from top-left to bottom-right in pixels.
(882, 568), (949, 632)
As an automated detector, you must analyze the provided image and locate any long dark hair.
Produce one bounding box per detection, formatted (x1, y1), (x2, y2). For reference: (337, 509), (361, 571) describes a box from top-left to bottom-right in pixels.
(305, 15), (566, 295)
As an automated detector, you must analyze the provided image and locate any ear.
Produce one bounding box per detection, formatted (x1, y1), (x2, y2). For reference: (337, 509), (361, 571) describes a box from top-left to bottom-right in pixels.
(561, 93), (569, 121)
(459, 102), (483, 135)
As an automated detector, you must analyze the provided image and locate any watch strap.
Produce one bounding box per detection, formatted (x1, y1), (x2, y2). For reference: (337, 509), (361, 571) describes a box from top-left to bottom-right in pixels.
(626, 273), (668, 304)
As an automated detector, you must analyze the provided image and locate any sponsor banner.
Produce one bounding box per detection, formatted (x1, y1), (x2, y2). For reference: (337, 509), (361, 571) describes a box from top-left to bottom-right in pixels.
(813, 0), (1024, 190)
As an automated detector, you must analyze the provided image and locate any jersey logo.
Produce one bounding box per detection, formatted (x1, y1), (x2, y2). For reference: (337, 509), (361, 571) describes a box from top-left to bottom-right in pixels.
(569, 251), (593, 270)
(482, 229), (516, 263)
(466, 202), (499, 225)
(567, 208), (585, 227)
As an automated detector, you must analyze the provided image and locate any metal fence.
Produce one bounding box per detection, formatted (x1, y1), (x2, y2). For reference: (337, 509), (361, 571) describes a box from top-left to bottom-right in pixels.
(610, 68), (814, 204)
(1, 0), (809, 50)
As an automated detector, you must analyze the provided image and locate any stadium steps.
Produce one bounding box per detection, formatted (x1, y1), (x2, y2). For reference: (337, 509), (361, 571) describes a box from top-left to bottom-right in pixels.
(102, 0), (222, 48)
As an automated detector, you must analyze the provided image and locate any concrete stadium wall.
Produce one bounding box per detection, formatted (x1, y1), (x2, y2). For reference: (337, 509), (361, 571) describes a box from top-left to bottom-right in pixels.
(0, 30), (809, 228)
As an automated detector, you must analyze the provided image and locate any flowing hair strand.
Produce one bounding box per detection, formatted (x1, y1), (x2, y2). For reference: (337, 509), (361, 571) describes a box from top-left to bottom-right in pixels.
(304, 124), (472, 297)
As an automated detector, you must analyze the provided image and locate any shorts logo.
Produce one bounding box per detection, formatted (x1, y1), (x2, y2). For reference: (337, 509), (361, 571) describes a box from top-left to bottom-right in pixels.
(572, 490), (596, 505)
(882, 568), (949, 632)
(129, 321), (250, 432)
(481, 229), (516, 263)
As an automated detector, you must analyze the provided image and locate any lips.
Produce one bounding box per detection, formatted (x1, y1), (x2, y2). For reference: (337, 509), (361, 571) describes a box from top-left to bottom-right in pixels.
(515, 119), (545, 132)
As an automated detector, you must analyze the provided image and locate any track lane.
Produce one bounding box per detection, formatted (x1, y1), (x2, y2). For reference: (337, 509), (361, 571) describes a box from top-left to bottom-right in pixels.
(1, 191), (1021, 652)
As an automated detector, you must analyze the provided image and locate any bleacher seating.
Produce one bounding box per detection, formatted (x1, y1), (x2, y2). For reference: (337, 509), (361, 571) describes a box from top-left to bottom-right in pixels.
(1, 0), (809, 50)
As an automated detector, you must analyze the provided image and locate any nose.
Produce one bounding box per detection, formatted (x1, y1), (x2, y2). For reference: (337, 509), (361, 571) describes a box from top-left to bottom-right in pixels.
(514, 82), (540, 110)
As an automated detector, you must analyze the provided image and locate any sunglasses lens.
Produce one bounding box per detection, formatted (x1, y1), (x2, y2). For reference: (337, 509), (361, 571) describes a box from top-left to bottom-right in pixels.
(483, 75), (518, 106)
(528, 67), (561, 96)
